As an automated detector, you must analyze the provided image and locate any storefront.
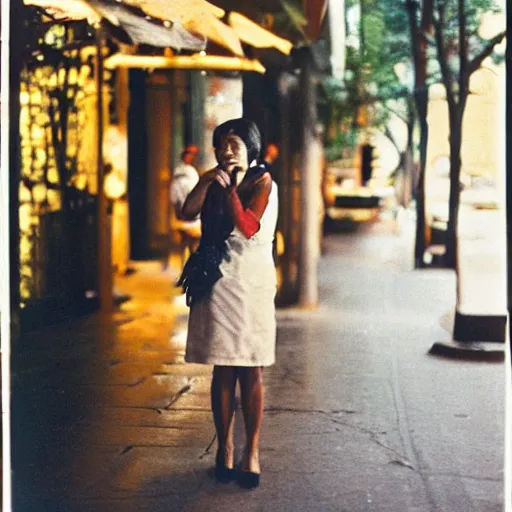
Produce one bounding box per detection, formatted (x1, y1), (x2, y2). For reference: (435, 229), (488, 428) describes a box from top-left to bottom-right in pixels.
(17, 23), (103, 330)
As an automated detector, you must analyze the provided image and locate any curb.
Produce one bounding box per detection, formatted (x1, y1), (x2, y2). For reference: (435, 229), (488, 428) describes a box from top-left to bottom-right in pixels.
(429, 340), (505, 362)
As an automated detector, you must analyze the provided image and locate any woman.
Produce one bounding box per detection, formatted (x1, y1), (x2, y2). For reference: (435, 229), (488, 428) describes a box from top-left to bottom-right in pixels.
(178, 118), (278, 489)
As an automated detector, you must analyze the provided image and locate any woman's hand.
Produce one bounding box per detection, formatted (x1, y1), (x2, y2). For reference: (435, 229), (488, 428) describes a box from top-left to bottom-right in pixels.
(181, 167), (231, 220)
(181, 167), (217, 219)
(202, 167), (232, 188)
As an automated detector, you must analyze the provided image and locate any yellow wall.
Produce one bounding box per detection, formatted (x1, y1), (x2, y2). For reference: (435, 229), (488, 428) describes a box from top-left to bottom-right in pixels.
(425, 62), (505, 214)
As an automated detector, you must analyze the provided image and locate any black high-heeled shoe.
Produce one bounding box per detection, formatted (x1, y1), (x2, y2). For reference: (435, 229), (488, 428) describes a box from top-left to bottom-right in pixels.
(215, 453), (236, 484)
(238, 470), (260, 489)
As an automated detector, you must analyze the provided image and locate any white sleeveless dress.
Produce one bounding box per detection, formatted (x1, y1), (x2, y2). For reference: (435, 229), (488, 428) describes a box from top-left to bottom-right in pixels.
(185, 182), (279, 367)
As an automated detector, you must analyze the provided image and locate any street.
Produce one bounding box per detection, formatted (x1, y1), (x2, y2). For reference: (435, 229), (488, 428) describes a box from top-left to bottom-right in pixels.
(11, 215), (505, 512)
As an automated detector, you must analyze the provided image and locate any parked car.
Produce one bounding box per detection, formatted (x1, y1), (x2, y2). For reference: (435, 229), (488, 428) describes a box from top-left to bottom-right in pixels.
(322, 163), (392, 223)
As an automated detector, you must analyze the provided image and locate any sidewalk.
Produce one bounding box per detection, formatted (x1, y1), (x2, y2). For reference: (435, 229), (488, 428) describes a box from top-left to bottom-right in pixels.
(11, 215), (505, 512)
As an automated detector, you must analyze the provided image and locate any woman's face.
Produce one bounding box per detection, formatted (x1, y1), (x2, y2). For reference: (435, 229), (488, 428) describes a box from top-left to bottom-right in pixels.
(215, 133), (248, 173)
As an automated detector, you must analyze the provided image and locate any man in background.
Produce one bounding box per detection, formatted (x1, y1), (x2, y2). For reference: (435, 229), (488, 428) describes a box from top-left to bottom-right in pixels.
(168, 145), (201, 270)
(264, 143), (280, 181)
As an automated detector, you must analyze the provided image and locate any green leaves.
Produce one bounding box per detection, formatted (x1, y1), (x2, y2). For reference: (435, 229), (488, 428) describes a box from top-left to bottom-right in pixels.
(319, 0), (416, 157)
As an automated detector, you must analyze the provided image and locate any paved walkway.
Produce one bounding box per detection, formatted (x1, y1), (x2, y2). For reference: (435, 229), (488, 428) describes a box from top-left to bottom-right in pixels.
(11, 216), (505, 511)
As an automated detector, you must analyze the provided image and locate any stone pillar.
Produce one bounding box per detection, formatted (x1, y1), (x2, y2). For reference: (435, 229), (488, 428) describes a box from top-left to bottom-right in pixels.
(298, 48), (320, 309)
(146, 71), (172, 256)
(189, 70), (206, 168)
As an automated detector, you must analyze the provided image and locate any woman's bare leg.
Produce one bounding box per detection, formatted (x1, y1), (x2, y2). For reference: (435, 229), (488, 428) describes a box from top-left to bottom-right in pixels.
(238, 367), (264, 474)
(211, 366), (238, 468)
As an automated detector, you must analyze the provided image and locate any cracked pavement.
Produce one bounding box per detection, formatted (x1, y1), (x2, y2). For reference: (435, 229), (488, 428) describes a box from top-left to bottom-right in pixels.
(11, 216), (505, 511)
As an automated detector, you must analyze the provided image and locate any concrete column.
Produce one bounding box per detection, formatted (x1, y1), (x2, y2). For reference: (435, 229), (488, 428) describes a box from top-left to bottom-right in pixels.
(298, 49), (320, 309)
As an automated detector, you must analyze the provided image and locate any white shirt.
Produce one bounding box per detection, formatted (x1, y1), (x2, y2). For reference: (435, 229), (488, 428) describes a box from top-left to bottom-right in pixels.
(170, 162), (200, 220)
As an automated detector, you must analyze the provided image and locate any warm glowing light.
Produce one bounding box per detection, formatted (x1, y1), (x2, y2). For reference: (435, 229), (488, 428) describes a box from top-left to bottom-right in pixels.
(30, 125), (44, 141)
(19, 183), (31, 203)
(103, 125), (127, 163)
(104, 171), (126, 200)
(68, 68), (78, 85)
(47, 190), (61, 210)
(35, 148), (46, 165)
(73, 173), (88, 191)
(19, 205), (32, 231)
(32, 183), (47, 204)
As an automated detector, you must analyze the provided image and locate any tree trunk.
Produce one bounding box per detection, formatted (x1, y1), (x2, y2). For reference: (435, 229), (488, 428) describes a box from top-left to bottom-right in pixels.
(399, 98), (416, 208)
(413, 89), (429, 267)
(444, 111), (463, 270)
(406, 0), (433, 268)
(406, 96), (415, 201)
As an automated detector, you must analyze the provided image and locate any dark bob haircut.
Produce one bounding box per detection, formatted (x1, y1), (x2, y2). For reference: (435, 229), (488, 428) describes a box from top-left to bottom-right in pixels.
(212, 118), (262, 165)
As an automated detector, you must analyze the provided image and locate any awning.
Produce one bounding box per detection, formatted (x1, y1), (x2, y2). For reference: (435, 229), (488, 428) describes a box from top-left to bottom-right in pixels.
(24, 0), (294, 61)
(24, 0), (207, 51)
(24, 0), (100, 22)
(227, 12), (293, 55)
(104, 52), (266, 74)
(89, 1), (206, 50)
(125, 0), (225, 20)
(179, 14), (243, 56)
(122, 0), (244, 56)
(126, 3), (292, 56)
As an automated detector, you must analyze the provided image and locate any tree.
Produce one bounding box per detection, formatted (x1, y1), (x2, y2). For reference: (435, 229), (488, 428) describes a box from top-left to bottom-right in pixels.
(432, 0), (505, 269)
(405, 0), (434, 268)
(377, 4), (417, 205)
(381, 96), (415, 207)
(318, 0), (411, 164)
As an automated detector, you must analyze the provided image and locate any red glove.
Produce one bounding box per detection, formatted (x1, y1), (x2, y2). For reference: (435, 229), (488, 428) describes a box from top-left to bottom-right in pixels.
(227, 172), (272, 239)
